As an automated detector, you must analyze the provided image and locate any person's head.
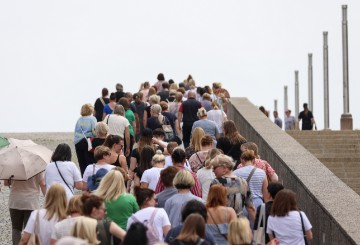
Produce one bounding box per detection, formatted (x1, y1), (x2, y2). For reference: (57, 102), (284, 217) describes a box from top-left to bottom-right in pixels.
(190, 127), (205, 151)
(206, 184), (228, 208)
(71, 217), (99, 244)
(159, 101), (169, 111)
(181, 199), (208, 222)
(67, 195), (83, 216)
(125, 92), (133, 101)
(170, 83), (179, 91)
(303, 103), (308, 109)
(80, 103), (94, 116)
(240, 142), (259, 158)
(51, 143), (72, 162)
(268, 182), (284, 200)
(133, 92), (141, 103)
(187, 91), (196, 99)
(240, 149), (256, 162)
(151, 104), (162, 116)
(204, 85), (212, 94)
(175, 92), (183, 102)
(116, 83), (123, 92)
(45, 183), (67, 220)
(143, 81), (150, 89)
(95, 122), (109, 138)
(101, 87), (109, 97)
(122, 222), (148, 245)
(103, 134), (123, 153)
(273, 110), (279, 118)
(95, 169), (126, 201)
(152, 150), (165, 166)
(176, 214), (206, 243)
(210, 154), (234, 177)
(94, 145), (112, 162)
(134, 186), (156, 208)
(271, 189), (298, 217)
(166, 141), (178, 155)
(173, 170), (195, 190)
(285, 109), (291, 116)
(81, 194), (105, 220)
(228, 217), (252, 245)
(118, 97), (130, 109)
(152, 128), (165, 140)
(138, 128), (154, 153)
(211, 100), (220, 109)
(162, 82), (170, 90)
(148, 87), (157, 97)
(201, 135), (213, 148)
(168, 79), (174, 85)
(109, 92), (116, 102)
(204, 148), (223, 169)
(160, 166), (179, 188)
(149, 94), (160, 105)
(113, 104), (125, 116)
(197, 107), (207, 119)
(139, 145), (156, 174)
(202, 93), (211, 101)
(212, 82), (222, 91)
(157, 73), (165, 81)
(223, 120), (247, 145)
(171, 148), (186, 165)
(177, 87), (186, 95)
(112, 167), (129, 183)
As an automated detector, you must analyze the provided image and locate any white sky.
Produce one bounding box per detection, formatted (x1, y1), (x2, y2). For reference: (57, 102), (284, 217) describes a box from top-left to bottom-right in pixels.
(1, 1), (359, 132)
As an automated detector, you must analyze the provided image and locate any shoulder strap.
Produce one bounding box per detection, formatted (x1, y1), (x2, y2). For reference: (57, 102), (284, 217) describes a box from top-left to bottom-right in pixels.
(54, 162), (73, 194)
(208, 209), (228, 241)
(149, 208), (158, 223)
(246, 167), (256, 184)
(106, 114), (111, 125)
(196, 238), (204, 245)
(257, 203), (266, 228)
(99, 97), (105, 106)
(299, 211), (309, 245)
(195, 152), (205, 165)
(34, 210), (40, 235)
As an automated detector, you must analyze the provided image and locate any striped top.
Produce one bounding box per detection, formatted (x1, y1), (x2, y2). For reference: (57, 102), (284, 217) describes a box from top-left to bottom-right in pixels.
(233, 165), (266, 199)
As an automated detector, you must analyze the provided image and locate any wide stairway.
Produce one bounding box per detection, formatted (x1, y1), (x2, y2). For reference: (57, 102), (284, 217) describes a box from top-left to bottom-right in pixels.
(287, 130), (360, 195)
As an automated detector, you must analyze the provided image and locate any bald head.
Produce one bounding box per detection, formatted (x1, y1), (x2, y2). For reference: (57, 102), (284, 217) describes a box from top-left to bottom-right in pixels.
(187, 91), (196, 99)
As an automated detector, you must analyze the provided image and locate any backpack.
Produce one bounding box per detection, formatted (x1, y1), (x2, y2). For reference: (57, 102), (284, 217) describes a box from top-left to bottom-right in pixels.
(131, 209), (159, 245)
(87, 165), (109, 191)
(159, 115), (174, 141)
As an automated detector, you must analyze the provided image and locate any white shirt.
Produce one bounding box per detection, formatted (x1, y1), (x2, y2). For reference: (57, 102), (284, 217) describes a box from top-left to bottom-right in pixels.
(45, 161), (82, 200)
(196, 167), (215, 202)
(141, 167), (164, 190)
(267, 211), (312, 245)
(104, 114), (130, 137)
(51, 216), (81, 240)
(82, 164), (115, 183)
(207, 109), (227, 133)
(127, 207), (171, 242)
(24, 209), (59, 245)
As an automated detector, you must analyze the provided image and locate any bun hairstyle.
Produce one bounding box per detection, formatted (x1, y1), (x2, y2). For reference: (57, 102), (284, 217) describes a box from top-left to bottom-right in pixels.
(197, 108), (207, 118)
(240, 149), (256, 161)
(152, 150), (165, 165)
(134, 186), (155, 207)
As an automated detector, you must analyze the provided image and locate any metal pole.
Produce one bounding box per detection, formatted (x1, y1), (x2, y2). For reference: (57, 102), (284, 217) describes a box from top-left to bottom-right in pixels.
(342, 5), (350, 113)
(284, 86), (288, 118)
(295, 71), (299, 118)
(323, 32), (330, 129)
(308, 53), (313, 112)
(274, 99), (278, 112)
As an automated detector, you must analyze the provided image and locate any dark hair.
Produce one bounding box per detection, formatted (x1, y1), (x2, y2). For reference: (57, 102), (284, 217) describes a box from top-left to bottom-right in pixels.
(160, 166), (179, 187)
(118, 97), (130, 109)
(168, 79), (174, 84)
(201, 135), (213, 146)
(133, 93), (140, 101)
(162, 82), (170, 89)
(109, 92), (116, 101)
(172, 148), (186, 164)
(303, 103), (308, 109)
(270, 189), (298, 217)
(103, 134), (122, 149)
(122, 222), (148, 245)
(181, 200), (208, 222)
(101, 88), (109, 97)
(139, 145), (155, 175)
(157, 73), (165, 81)
(176, 214), (206, 242)
(134, 186), (155, 207)
(153, 128), (165, 138)
(81, 194), (104, 216)
(51, 143), (72, 162)
(267, 182), (284, 199)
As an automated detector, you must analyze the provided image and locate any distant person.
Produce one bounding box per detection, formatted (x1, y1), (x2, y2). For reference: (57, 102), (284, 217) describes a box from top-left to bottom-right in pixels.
(153, 73), (166, 92)
(102, 92), (117, 119)
(156, 166), (179, 208)
(273, 111), (282, 129)
(140, 81), (151, 102)
(93, 88), (109, 122)
(201, 93), (212, 112)
(115, 83), (125, 102)
(206, 101), (228, 134)
(157, 82), (170, 102)
(192, 108), (220, 146)
(284, 109), (296, 130)
(298, 103), (315, 130)
(259, 106), (269, 117)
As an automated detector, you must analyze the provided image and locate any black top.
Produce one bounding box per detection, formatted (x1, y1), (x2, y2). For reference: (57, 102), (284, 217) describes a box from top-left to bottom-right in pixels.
(216, 137), (246, 165)
(180, 98), (202, 123)
(298, 110), (314, 130)
(94, 97), (110, 122)
(254, 201), (273, 244)
(158, 90), (170, 102)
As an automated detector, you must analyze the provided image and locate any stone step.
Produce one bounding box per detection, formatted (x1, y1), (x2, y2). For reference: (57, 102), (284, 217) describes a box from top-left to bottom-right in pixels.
(287, 130), (360, 136)
(309, 149), (360, 155)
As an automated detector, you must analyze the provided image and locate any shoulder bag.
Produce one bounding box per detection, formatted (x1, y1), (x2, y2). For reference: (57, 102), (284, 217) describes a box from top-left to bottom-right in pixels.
(300, 211), (309, 245)
(208, 209), (228, 241)
(244, 167), (256, 206)
(27, 210), (42, 245)
(253, 203), (266, 245)
(54, 161), (74, 194)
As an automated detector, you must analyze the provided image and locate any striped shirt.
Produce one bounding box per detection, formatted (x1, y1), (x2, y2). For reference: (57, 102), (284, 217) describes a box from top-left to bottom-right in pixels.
(233, 166), (265, 200)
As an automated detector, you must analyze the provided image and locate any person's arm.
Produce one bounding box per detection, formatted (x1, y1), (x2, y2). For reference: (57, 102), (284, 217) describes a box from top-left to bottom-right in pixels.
(143, 111), (148, 128)
(262, 177), (269, 203)
(140, 182), (149, 188)
(124, 127), (130, 157)
(75, 181), (83, 190)
(228, 207), (237, 222)
(174, 119), (181, 136)
(82, 181), (88, 191)
(177, 111), (183, 132)
(102, 112), (107, 120)
(129, 157), (137, 179)
(19, 232), (31, 245)
(40, 179), (46, 196)
(120, 155), (128, 172)
(245, 205), (256, 222)
(270, 173), (278, 182)
(109, 221), (127, 240)
(306, 229), (313, 240)
(134, 174), (141, 187)
(50, 239), (57, 245)
(162, 225), (171, 236)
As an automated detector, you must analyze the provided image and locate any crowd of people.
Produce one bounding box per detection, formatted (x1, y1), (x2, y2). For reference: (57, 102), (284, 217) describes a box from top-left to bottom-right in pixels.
(7, 74), (313, 245)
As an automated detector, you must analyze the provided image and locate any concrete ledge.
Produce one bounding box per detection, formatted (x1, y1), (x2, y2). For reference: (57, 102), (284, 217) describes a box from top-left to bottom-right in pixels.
(228, 98), (360, 245)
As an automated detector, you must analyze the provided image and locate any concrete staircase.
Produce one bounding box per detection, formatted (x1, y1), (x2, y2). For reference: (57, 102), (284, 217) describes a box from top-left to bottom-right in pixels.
(287, 130), (360, 195)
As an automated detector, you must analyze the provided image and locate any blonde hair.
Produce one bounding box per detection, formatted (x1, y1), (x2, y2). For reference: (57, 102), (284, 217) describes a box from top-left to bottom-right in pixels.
(173, 170), (195, 189)
(95, 122), (109, 137)
(228, 217), (252, 245)
(190, 127), (205, 152)
(204, 148), (223, 169)
(67, 195), (83, 215)
(44, 183), (67, 221)
(170, 83), (179, 91)
(113, 104), (125, 116)
(152, 150), (165, 165)
(149, 94), (160, 104)
(80, 103), (94, 116)
(197, 108), (207, 118)
(151, 104), (162, 115)
(210, 154), (235, 170)
(71, 217), (100, 244)
(95, 170), (126, 201)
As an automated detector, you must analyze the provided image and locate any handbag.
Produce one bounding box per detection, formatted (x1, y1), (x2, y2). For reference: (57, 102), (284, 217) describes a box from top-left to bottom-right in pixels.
(27, 210), (42, 245)
(253, 203), (266, 245)
(80, 127), (93, 151)
(160, 115), (174, 141)
(300, 211), (309, 245)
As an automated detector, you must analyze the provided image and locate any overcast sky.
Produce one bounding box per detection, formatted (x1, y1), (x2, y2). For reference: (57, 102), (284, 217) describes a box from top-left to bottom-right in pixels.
(1, 1), (359, 132)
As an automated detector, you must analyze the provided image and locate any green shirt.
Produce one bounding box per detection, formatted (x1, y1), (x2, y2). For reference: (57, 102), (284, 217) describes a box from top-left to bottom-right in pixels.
(125, 109), (135, 137)
(105, 193), (139, 230)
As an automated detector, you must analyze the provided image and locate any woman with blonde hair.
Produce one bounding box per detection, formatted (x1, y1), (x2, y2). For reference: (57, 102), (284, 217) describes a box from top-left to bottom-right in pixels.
(170, 213), (209, 245)
(140, 150), (165, 190)
(185, 127), (205, 159)
(216, 120), (247, 167)
(207, 101), (228, 134)
(206, 184), (237, 245)
(143, 94), (160, 128)
(71, 217), (99, 245)
(95, 170), (139, 230)
(19, 183), (68, 245)
(228, 217), (253, 245)
(191, 108), (220, 146)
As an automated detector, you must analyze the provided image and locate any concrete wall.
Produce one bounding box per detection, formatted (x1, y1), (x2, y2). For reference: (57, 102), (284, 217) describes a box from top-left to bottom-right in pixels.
(228, 98), (360, 245)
